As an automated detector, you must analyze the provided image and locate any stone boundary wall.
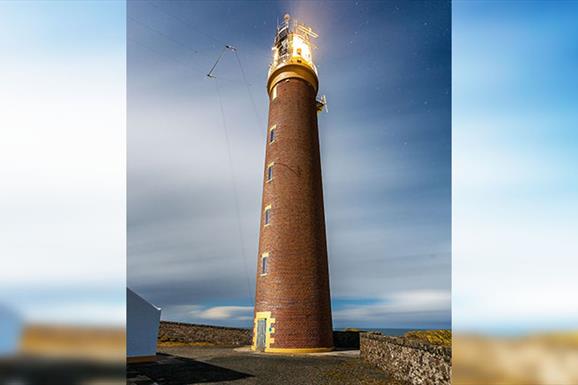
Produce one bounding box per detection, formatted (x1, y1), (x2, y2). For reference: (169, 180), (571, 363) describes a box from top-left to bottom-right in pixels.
(360, 332), (451, 385)
(158, 321), (252, 346)
(158, 321), (361, 349)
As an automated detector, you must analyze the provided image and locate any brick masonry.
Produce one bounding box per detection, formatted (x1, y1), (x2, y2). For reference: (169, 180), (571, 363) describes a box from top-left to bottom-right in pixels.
(253, 76), (333, 349)
(158, 321), (251, 346)
(360, 332), (451, 385)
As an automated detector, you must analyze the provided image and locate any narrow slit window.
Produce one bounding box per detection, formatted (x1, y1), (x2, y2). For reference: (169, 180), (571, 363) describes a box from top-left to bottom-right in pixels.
(269, 125), (276, 143)
(264, 206), (271, 225)
(266, 163), (273, 182)
(272, 85), (278, 100)
(261, 253), (269, 275)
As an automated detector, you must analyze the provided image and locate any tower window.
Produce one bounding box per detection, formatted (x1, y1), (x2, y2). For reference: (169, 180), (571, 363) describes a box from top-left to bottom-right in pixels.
(272, 85), (278, 100)
(261, 253), (269, 275)
(266, 163), (273, 182)
(269, 125), (276, 143)
(264, 205), (271, 225)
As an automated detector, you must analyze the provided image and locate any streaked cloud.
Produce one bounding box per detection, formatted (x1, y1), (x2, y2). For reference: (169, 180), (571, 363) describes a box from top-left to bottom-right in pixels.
(128, 1), (451, 329)
(193, 306), (253, 321)
(0, 1), (125, 326)
(334, 290), (451, 328)
(453, 1), (578, 333)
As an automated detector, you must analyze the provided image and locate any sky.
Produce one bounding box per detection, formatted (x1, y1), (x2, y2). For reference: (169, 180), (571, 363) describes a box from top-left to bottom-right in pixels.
(127, 0), (451, 329)
(0, 1), (126, 326)
(0, 0), (574, 337)
(452, 1), (578, 334)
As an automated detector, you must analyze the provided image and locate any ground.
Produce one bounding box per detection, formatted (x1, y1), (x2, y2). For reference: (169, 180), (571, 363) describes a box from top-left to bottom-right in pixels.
(453, 333), (578, 385)
(0, 356), (125, 385)
(127, 346), (409, 385)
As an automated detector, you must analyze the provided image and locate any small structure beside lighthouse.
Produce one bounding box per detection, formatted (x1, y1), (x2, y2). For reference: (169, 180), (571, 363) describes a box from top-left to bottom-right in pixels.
(252, 14), (333, 353)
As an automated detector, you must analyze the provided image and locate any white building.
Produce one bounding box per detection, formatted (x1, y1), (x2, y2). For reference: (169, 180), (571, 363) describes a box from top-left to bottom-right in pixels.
(127, 288), (161, 361)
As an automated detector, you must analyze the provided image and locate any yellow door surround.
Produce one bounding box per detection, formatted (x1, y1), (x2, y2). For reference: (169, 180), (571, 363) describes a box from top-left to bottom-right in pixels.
(251, 311), (334, 353)
(251, 311), (276, 351)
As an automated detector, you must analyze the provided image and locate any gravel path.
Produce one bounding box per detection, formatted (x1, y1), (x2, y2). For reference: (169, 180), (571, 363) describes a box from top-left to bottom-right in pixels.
(127, 346), (408, 385)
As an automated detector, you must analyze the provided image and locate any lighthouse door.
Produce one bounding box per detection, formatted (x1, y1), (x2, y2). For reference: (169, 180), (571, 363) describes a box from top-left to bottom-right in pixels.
(256, 319), (267, 351)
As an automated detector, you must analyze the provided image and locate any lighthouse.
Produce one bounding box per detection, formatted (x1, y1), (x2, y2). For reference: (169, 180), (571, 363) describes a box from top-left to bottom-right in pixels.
(252, 14), (333, 353)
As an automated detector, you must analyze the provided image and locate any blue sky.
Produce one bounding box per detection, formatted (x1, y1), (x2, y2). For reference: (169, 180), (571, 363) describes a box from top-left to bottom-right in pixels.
(452, 1), (578, 333)
(0, 0), (125, 326)
(127, 0), (451, 329)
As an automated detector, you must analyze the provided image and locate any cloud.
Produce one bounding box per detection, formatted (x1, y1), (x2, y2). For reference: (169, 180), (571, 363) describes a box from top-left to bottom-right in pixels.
(452, 2), (578, 333)
(193, 306), (253, 321)
(160, 304), (253, 325)
(333, 290), (450, 326)
(0, 2), (125, 327)
(20, 302), (126, 326)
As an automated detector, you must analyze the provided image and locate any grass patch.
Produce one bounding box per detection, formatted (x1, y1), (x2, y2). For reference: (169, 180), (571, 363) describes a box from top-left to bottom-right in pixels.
(404, 329), (452, 347)
(531, 331), (578, 347)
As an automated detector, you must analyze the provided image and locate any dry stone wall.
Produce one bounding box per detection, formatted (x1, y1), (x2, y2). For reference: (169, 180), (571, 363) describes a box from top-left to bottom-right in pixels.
(360, 332), (451, 385)
(158, 321), (251, 346)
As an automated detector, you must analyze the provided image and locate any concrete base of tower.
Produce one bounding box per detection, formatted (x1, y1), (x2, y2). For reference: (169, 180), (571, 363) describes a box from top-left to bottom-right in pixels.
(266, 347), (334, 354)
(252, 346), (334, 354)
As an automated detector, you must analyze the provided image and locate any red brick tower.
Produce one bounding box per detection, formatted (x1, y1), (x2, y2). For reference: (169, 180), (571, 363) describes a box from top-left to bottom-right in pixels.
(252, 14), (333, 353)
